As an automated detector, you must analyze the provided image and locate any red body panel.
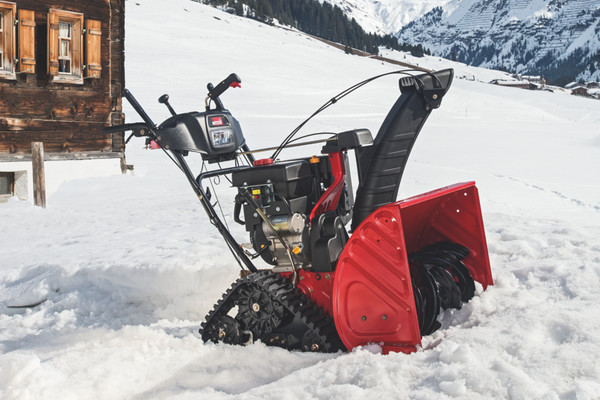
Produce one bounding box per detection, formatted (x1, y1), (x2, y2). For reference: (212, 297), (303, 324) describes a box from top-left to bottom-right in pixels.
(331, 182), (492, 353)
(397, 182), (492, 288)
(282, 270), (336, 317)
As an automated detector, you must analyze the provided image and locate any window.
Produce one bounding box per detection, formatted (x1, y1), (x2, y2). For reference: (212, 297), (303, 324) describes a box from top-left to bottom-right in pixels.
(58, 21), (71, 73)
(0, 1), (16, 79)
(48, 9), (83, 84)
(0, 13), (4, 68)
(0, 11), (4, 69)
(0, 172), (15, 198)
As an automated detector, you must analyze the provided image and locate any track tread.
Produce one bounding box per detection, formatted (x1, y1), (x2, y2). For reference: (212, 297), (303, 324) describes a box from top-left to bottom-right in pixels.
(199, 271), (344, 352)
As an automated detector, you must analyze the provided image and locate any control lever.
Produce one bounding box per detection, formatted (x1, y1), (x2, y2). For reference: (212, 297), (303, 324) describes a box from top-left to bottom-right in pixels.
(158, 94), (177, 116)
(206, 73), (241, 110)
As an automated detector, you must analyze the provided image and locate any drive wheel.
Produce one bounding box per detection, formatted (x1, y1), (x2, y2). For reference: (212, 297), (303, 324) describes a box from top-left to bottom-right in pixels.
(236, 283), (284, 337)
(301, 330), (327, 352)
(201, 315), (242, 345)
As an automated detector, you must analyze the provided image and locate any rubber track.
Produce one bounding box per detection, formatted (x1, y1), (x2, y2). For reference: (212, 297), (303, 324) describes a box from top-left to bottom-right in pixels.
(200, 271), (344, 352)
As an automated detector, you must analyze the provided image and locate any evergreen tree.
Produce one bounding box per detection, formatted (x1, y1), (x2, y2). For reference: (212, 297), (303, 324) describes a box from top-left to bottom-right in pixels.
(235, 1), (244, 16)
(202, 0), (431, 58)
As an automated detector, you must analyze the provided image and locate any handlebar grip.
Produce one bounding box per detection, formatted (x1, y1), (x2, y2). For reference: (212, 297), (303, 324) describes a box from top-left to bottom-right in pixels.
(233, 194), (245, 225)
(207, 73), (241, 100)
(103, 126), (123, 134)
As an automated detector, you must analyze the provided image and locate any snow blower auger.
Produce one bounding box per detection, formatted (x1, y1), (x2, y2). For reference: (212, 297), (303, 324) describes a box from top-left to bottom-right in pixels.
(104, 68), (492, 354)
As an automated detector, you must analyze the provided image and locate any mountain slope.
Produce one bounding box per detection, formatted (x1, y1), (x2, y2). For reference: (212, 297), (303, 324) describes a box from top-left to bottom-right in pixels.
(398, 0), (600, 84)
(321, 0), (453, 33)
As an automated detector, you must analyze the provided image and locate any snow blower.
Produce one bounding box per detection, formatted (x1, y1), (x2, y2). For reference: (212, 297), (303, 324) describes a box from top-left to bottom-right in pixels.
(104, 68), (492, 353)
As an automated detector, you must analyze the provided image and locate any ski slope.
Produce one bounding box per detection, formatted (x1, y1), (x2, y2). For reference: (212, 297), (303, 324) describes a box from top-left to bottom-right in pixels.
(1, 0), (600, 399)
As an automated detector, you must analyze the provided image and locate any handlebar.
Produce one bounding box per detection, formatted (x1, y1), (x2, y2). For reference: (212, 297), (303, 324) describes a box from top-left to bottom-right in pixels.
(123, 89), (157, 128)
(102, 122), (150, 135)
(106, 73), (243, 146)
(102, 122), (153, 145)
(207, 73), (241, 101)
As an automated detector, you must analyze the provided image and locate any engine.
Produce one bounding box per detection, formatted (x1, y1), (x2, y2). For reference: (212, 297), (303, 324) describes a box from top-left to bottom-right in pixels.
(231, 153), (354, 273)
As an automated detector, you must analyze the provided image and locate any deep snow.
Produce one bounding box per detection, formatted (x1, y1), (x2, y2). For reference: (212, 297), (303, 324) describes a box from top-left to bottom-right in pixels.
(1, 0), (600, 399)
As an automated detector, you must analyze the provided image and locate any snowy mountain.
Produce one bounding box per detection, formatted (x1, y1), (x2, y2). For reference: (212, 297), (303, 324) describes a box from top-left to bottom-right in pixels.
(397, 0), (600, 85)
(321, 0), (453, 34)
(1, 0), (600, 399)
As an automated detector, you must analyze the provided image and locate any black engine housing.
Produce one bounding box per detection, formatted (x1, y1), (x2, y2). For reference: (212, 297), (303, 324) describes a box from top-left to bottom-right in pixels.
(231, 155), (350, 272)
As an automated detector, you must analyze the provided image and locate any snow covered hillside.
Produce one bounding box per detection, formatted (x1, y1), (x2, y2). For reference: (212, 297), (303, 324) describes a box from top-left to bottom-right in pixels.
(321, 0), (452, 34)
(1, 0), (600, 399)
(398, 0), (600, 84)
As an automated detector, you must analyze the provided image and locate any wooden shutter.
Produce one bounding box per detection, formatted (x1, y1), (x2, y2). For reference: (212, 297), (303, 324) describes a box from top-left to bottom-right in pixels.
(0, 1), (16, 77)
(18, 9), (35, 73)
(47, 10), (59, 76)
(71, 13), (83, 77)
(85, 19), (101, 78)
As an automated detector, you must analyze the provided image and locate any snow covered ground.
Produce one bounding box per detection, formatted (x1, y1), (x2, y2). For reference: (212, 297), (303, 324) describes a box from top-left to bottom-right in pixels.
(1, 0), (600, 398)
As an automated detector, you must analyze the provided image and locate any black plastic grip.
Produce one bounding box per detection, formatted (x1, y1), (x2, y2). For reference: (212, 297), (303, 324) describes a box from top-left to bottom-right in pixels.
(207, 73), (241, 100)
(233, 194), (245, 225)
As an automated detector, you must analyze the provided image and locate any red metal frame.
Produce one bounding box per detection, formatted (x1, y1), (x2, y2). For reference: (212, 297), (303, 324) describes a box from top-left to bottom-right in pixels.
(309, 152), (346, 222)
(281, 270), (336, 317)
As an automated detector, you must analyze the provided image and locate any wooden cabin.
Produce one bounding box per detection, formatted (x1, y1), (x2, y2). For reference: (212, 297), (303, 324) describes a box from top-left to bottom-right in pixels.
(571, 86), (589, 97)
(0, 0), (124, 202)
(489, 79), (539, 90)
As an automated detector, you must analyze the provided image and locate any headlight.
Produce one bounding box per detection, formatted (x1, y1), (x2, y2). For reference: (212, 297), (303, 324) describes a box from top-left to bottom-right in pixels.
(210, 128), (234, 148)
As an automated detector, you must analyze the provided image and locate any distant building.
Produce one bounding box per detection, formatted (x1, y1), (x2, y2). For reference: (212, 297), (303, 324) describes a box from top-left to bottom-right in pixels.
(565, 81), (579, 89)
(489, 79), (539, 90)
(587, 89), (600, 99)
(571, 86), (589, 97)
(586, 82), (599, 89)
(518, 74), (546, 86)
(571, 86), (600, 99)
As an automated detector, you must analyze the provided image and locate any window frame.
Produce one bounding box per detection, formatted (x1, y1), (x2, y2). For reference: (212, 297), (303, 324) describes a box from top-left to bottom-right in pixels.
(0, 10), (4, 69)
(0, 171), (15, 198)
(58, 20), (72, 74)
(0, 1), (16, 80)
(48, 9), (83, 84)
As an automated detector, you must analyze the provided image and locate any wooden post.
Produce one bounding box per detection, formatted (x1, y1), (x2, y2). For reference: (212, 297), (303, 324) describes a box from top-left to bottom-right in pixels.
(32, 142), (46, 208)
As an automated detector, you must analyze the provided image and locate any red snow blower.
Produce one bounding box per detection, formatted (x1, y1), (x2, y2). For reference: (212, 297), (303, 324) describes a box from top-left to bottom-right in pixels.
(105, 68), (492, 353)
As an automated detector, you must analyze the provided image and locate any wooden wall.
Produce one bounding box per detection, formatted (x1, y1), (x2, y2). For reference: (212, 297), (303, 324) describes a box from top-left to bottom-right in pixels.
(0, 0), (124, 157)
